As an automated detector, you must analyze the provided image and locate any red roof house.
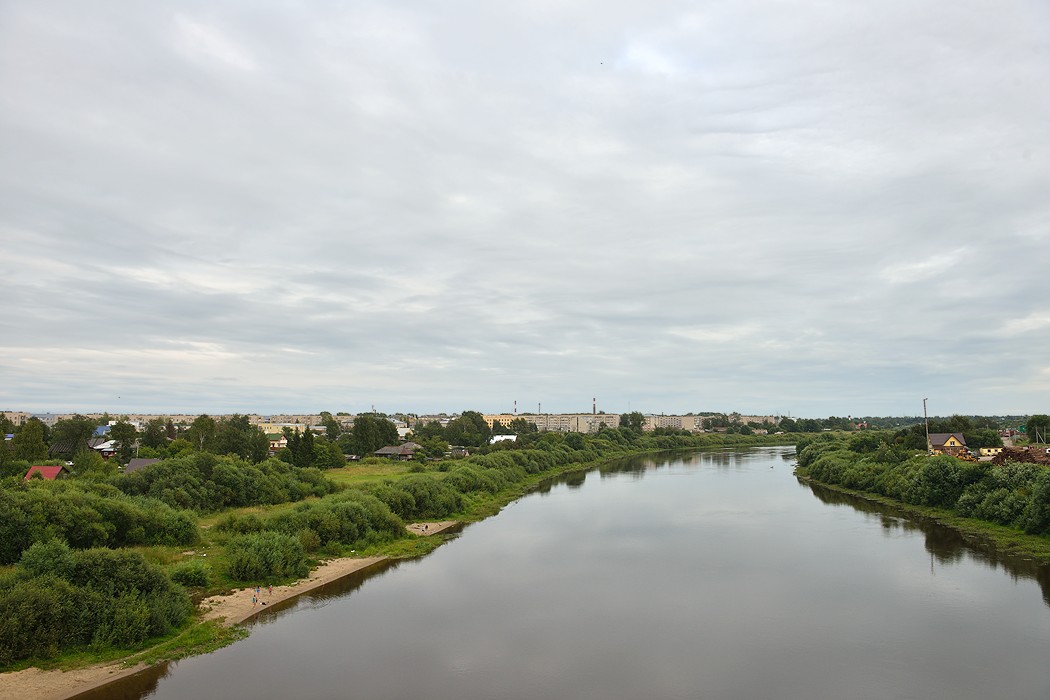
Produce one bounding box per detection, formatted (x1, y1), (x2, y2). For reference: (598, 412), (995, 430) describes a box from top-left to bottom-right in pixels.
(24, 465), (71, 481)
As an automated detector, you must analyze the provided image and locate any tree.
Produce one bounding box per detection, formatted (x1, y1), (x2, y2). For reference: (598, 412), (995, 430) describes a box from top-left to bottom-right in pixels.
(1027, 415), (1050, 444)
(619, 412), (646, 432)
(109, 418), (138, 465)
(49, 415), (97, 456)
(341, 414), (399, 456)
(419, 436), (448, 458)
(72, 448), (115, 478)
(412, 420), (446, 441)
(285, 427), (318, 468)
(946, 415), (974, 434)
(507, 418), (537, 435)
(313, 439), (346, 469)
(140, 418), (169, 449)
(165, 419), (177, 440)
(12, 418), (48, 461)
(320, 411), (341, 441)
(214, 415), (268, 462)
(185, 415), (218, 452)
(444, 411), (491, 448)
(964, 428), (1003, 450)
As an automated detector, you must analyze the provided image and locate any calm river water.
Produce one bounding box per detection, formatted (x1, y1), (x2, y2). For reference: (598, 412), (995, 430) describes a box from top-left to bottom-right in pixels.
(87, 447), (1050, 700)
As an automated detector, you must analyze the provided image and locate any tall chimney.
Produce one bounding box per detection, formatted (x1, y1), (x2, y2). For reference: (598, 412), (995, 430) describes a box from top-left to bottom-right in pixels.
(593, 397), (596, 415)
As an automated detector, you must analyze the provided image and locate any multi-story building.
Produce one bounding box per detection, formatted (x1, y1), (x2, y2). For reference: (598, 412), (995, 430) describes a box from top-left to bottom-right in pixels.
(645, 415), (703, 432)
(484, 413), (621, 433)
(2, 411), (33, 426)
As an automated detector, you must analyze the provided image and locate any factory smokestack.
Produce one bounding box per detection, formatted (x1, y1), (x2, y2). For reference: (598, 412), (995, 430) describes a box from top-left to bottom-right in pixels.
(593, 397), (596, 415)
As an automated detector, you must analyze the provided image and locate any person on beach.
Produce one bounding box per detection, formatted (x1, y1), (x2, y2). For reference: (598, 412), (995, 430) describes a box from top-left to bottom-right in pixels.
(252, 594), (257, 607)
(268, 584), (273, 595)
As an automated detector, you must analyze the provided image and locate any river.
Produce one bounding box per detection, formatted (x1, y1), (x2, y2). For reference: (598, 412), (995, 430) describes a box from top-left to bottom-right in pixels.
(84, 446), (1050, 700)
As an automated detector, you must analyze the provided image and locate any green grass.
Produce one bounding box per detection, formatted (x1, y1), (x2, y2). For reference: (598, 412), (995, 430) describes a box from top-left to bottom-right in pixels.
(128, 620), (249, 667)
(325, 461), (414, 486)
(0, 618), (247, 674)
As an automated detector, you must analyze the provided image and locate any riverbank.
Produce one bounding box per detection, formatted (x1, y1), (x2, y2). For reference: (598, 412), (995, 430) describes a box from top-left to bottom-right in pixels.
(201, 520), (458, 626)
(0, 521), (459, 700)
(2, 439), (792, 698)
(796, 474), (1050, 567)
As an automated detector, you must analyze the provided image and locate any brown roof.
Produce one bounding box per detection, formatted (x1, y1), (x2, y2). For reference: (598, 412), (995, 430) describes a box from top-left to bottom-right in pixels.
(124, 458), (162, 474)
(375, 444), (417, 456)
(929, 432), (966, 447)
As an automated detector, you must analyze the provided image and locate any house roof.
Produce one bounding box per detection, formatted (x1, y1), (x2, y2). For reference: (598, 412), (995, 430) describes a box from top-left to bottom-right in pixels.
(490, 434), (517, 444)
(375, 444), (417, 456)
(124, 458), (162, 474)
(929, 432), (966, 446)
(24, 465), (69, 480)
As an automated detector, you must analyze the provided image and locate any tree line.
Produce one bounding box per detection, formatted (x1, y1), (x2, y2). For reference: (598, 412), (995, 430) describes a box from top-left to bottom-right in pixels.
(795, 427), (1050, 537)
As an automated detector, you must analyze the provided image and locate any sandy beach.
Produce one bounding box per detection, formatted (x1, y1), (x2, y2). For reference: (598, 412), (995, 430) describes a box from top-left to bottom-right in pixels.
(0, 521), (459, 700)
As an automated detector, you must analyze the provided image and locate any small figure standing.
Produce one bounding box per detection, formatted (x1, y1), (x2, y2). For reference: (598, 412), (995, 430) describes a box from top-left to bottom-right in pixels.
(252, 594), (257, 608)
(268, 584), (273, 595)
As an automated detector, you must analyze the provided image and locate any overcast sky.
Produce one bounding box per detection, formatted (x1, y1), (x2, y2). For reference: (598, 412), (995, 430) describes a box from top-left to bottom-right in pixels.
(2, 1), (1049, 418)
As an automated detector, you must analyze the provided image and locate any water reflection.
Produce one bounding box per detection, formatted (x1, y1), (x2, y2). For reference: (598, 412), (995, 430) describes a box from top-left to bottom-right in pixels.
(81, 447), (1050, 700)
(802, 478), (1050, 606)
(71, 559), (407, 700)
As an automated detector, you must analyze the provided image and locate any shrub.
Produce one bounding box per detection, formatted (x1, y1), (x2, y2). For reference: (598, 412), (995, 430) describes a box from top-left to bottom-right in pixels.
(226, 532), (308, 582)
(0, 547), (191, 665)
(169, 560), (212, 588)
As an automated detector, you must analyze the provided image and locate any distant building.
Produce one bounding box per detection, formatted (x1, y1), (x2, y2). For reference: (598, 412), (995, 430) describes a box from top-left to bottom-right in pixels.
(24, 465), (71, 481)
(490, 434), (517, 444)
(928, 433), (967, 457)
(375, 442), (421, 460)
(124, 458), (162, 474)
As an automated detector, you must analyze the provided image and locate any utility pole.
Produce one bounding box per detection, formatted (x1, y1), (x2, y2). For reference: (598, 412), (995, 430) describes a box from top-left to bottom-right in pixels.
(923, 398), (930, 453)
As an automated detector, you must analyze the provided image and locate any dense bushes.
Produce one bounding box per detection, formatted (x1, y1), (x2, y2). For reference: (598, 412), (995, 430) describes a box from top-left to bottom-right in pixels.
(217, 491), (405, 555)
(0, 542), (192, 666)
(797, 435), (1050, 536)
(225, 532), (309, 582)
(0, 481), (199, 564)
(169, 560), (212, 588)
(114, 453), (336, 512)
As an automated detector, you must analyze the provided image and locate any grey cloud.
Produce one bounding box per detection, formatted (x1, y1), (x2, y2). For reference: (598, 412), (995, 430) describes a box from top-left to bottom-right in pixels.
(2, 0), (1049, 416)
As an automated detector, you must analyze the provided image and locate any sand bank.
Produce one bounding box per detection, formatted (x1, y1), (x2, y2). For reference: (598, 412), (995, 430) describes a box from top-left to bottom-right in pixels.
(0, 521), (458, 700)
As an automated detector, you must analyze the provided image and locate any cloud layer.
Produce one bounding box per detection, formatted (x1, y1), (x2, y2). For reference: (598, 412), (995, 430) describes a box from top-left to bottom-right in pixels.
(2, 1), (1049, 416)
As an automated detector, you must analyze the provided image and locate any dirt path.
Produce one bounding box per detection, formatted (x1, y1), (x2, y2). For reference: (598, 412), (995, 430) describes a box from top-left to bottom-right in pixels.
(0, 521), (459, 700)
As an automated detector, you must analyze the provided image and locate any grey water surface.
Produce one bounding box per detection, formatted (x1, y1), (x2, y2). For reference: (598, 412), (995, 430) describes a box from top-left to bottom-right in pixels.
(85, 447), (1050, 700)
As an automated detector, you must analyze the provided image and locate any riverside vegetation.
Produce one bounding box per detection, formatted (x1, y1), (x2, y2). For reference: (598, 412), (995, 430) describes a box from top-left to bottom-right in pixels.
(794, 425), (1050, 560)
(0, 419), (789, 671)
